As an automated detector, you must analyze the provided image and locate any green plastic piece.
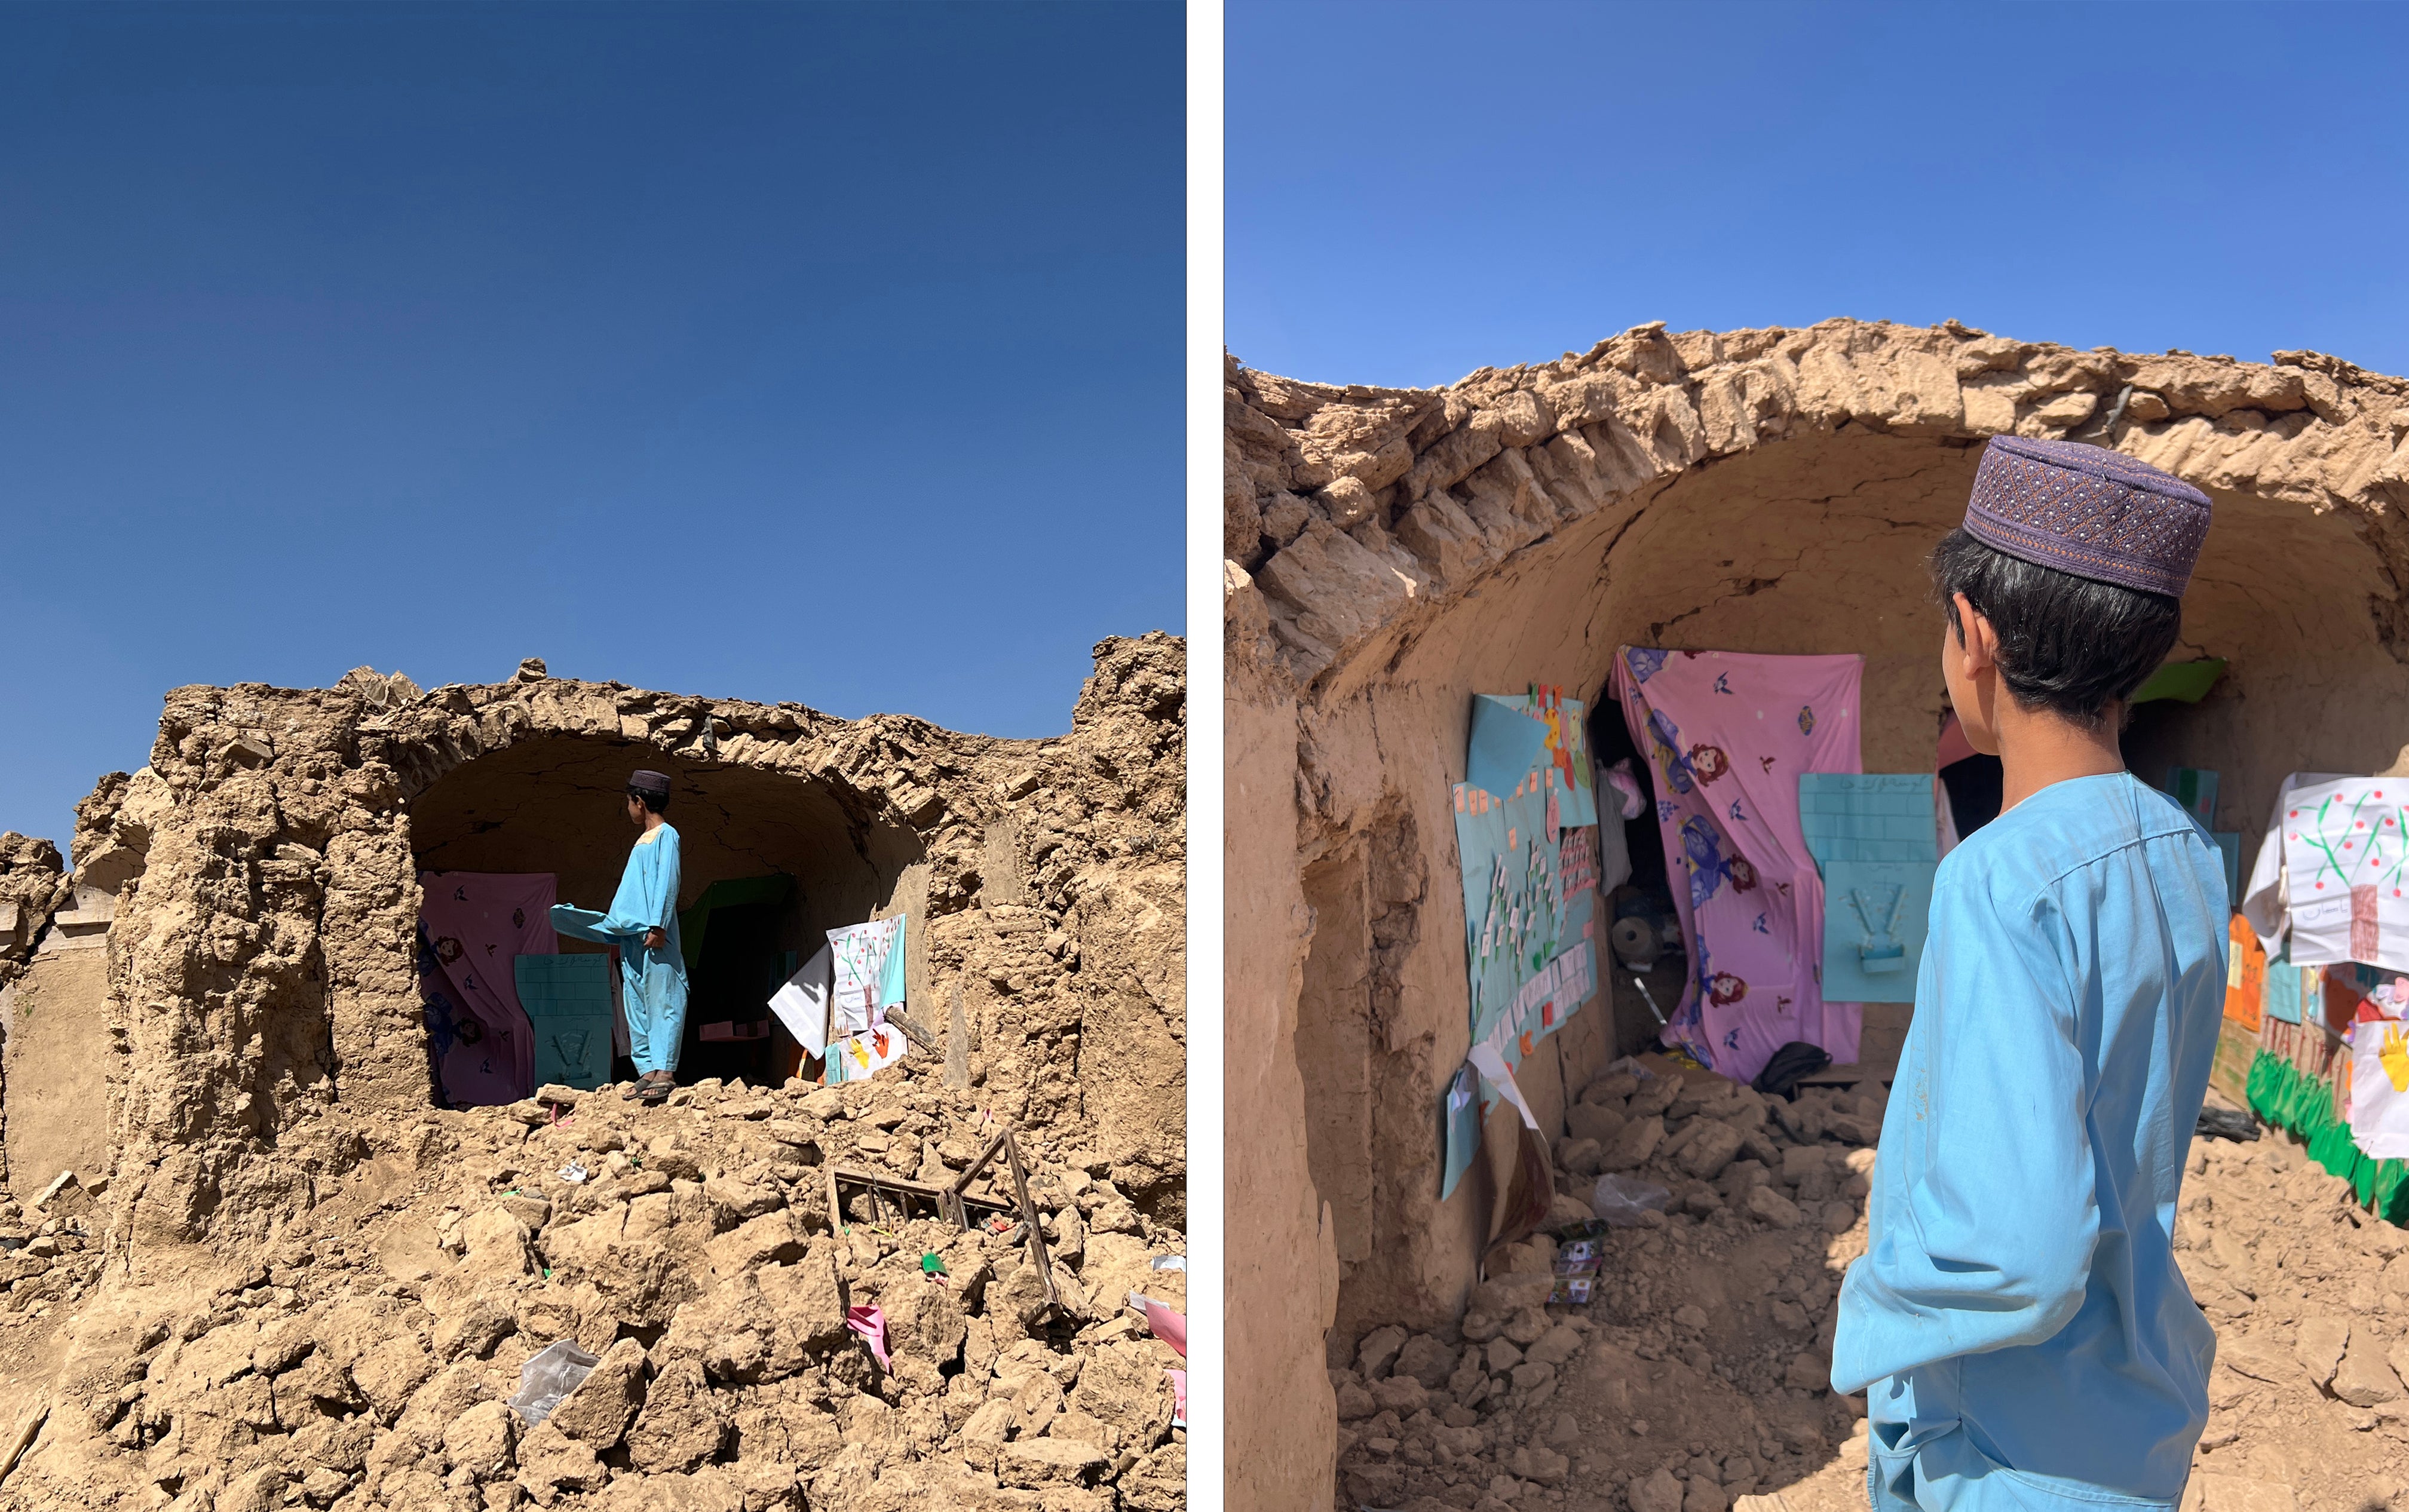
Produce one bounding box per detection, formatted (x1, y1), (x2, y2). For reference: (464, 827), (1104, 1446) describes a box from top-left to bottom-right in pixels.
(922, 1252), (946, 1275)
(2131, 658), (2227, 705)
(2244, 1049), (2409, 1227)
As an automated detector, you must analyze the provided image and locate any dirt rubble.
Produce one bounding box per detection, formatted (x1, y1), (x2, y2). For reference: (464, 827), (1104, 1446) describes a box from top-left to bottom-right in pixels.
(0, 634), (1187, 1509)
(1328, 1065), (2409, 1512)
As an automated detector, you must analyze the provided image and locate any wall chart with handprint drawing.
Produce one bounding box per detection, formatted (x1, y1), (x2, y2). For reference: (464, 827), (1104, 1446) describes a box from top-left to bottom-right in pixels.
(1610, 647), (1865, 1083)
(2280, 777), (2409, 974)
(1818, 859), (1935, 1004)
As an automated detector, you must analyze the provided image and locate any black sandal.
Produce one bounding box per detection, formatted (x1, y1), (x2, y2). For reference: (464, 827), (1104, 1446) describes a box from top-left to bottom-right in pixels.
(639, 1073), (675, 1104)
(622, 1071), (667, 1102)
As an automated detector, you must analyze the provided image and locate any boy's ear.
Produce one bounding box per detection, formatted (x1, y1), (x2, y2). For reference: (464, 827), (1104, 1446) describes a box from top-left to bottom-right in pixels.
(1951, 592), (1996, 674)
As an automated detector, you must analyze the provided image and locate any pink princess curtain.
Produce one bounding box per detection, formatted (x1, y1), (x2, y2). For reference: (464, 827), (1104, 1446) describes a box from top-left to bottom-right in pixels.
(1611, 648), (1864, 1082)
(418, 871), (557, 1104)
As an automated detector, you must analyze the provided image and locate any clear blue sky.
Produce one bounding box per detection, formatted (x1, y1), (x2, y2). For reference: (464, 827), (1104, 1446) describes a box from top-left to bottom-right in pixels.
(1230, 2), (2409, 391)
(0, 2), (1181, 849)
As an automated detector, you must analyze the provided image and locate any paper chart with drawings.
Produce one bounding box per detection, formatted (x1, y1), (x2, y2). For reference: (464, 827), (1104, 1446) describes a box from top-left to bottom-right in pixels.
(764, 915), (910, 1079)
(2279, 778), (2409, 974)
(1442, 689), (1602, 1201)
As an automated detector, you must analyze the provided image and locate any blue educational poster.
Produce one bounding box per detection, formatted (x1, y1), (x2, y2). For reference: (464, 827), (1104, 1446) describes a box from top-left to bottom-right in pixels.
(1820, 858), (1936, 1004)
(1451, 688), (1601, 1083)
(1798, 774), (1937, 874)
(1439, 1062), (1481, 1202)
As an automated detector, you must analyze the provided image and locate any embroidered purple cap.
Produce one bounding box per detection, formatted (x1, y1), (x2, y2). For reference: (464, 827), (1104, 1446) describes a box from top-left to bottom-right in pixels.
(627, 769), (672, 798)
(1963, 435), (2212, 599)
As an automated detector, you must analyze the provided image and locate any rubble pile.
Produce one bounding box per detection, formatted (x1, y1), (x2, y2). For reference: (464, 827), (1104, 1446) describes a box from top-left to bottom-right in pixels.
(0, 633), (1186, 1507)
(4, 1074), (1185, 1510)
(2166, 1121), (2409, 1512)
(1328, 1061), (1881, 1512)
(0, 1172), (109, 1332)
(1332, 1064), (2409, 1512)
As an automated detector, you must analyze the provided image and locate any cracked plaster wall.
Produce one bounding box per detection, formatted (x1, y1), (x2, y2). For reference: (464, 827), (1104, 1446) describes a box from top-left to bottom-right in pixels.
(1226, 318), (2409, 1510)
(19, 632), (1182, 1289)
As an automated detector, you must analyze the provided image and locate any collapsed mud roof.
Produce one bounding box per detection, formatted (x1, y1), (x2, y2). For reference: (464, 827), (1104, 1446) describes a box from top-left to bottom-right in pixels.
(0, 633), (1184, 1508)
(1225, 320), (2409, 1510)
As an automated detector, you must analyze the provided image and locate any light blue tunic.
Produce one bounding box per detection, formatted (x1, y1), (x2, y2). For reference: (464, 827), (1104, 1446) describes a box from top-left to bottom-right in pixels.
(550, 823), (688, 1076)
(1832, 773), (2228, 1510)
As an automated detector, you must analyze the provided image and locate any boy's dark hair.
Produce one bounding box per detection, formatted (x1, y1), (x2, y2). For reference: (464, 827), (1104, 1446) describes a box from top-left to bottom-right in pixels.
(1931, 526), (2181, 729)
(627, 785), (671, 815)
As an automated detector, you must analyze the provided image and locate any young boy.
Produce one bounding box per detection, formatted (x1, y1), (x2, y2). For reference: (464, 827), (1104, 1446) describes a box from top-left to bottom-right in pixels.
(552, 769), (688, 1103)
(1832, 436), (2227, 1511)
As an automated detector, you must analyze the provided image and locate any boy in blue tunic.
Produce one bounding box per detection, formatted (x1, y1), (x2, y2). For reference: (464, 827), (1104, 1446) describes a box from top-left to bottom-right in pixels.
(1832, 437), (2227, 1511)
(551, 769), (688, 1103)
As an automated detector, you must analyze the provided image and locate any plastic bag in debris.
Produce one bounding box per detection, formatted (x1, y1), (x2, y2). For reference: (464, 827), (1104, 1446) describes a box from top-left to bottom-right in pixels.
(508, 1340), (601, 1426)
(1592, 1174), (1672, 1226)
(2195, 1105), (2260, 1142)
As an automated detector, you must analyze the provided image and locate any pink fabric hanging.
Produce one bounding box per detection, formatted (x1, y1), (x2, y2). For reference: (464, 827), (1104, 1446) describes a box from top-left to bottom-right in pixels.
(1611, 648), (1864, 1082)
(419, 871), (557, 1103)
(415, 945), (522, 1111)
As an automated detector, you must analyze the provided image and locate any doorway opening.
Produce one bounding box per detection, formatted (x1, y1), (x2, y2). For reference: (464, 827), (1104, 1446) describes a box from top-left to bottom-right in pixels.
(404, 733), (922, 1105)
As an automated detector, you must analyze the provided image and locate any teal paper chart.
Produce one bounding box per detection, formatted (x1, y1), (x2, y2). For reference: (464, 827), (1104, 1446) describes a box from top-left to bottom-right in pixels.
(1452, 694), (1601, 1074)
(1819, 858), (1935, 1004)
(1443, 691), (1602, 1199)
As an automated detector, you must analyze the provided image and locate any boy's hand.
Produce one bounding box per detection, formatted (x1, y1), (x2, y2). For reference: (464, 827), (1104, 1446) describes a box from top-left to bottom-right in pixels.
(645, 927), (667, 949)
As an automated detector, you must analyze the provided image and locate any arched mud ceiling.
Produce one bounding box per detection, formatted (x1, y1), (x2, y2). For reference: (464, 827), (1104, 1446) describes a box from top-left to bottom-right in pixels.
(406, 733), (923, 962)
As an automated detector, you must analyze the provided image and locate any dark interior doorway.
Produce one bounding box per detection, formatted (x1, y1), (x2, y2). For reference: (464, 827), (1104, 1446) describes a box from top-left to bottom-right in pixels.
(406, 733), (922, 1104)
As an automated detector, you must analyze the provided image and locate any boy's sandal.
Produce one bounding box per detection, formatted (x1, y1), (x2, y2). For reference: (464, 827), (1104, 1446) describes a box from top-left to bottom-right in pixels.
(621, 1072), (666, 1102)
(639, 1075), (675, 1104)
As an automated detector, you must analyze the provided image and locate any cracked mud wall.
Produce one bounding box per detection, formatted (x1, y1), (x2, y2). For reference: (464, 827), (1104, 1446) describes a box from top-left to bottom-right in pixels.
(1226, 319), (2409, 1511)
(0, 835), (75, 1194)
(1226, 673), (1341, 1512)
(4, 633), (1181, 1250)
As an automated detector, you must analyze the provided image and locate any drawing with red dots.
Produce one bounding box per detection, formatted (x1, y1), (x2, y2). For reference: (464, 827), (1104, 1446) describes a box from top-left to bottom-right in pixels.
(2280, 777), (2409, 973)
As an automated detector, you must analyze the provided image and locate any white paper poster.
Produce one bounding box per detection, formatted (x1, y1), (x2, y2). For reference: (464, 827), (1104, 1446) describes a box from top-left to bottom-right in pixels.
(767, 944), (833, 1054)
(828, 1023), (911, 1083)
(828, 916), (906, 1036)
(2349, 1017), (2409, 1160)
(2241, 771), (2353, 960)
(2279, 778), (2409, 973)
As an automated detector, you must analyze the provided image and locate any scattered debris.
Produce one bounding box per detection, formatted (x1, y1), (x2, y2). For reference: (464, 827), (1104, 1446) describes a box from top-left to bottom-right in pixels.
(0, 1072), (1187, 1509)
(0, 636), (1188, 1508)
(1332, 1070), (2409, 1512)
(2197, 1105), (2262, 1143)
(507, 1340), (601, 1427)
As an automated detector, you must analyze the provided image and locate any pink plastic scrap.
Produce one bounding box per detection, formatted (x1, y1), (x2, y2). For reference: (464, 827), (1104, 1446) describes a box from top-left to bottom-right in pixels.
(1130, 1293), (1187, 1359)
(845, 1305), (890, 1371)
(1166, 1367), (1187, 1428)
